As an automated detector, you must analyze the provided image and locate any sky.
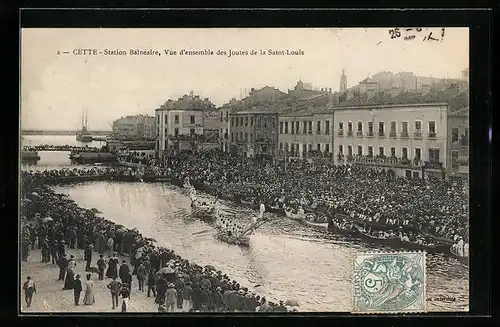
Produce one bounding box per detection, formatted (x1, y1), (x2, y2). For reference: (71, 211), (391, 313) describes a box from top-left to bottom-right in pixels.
(21, 28), (469, 131)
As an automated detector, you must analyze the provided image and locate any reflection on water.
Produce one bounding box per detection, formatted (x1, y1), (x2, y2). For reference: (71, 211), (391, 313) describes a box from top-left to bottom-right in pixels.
(52, 182), (469, 312)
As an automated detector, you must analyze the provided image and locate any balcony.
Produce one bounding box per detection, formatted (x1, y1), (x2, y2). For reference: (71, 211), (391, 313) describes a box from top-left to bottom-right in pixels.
(413, 130), (422, 140)
(389, 131), (397, 138)
(367, 131), (374, 138)
(337, 130), (344, 137)
(337, 153), (345, 161)
(378, 131), (385, 138)
(356, 131), (363, 138)
(346, 154), (419, 168)
(424, 161), (443, 169)
(346, 155), (353, 162)
(428, 132), (437, 140)
(400, 131), (409, 139)
(347, 131), (353, 137)
(168, 134), (204, 141)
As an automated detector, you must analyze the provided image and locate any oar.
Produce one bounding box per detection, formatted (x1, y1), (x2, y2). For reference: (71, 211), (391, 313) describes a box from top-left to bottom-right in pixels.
(180, 229), (213, 240)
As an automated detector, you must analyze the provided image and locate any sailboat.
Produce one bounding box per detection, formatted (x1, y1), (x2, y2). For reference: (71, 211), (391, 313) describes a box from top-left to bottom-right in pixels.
(76, 108), (93, 142)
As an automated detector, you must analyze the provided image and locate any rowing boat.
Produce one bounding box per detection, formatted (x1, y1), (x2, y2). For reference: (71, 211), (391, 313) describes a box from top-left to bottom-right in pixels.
(190, 201), (216, 223)
(354, 225), (451, 252)
(215, 232), (250, 247)
(284, 208), (306, 220)
(302, 219), (328, 229)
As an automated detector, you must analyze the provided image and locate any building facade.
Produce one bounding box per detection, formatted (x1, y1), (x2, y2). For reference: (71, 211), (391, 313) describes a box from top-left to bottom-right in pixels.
(155, 108), (204, 157)
(333, 103), (449, 178)
(446, 107), (469, 179)
(112, 115), (156, 139)
(230, 110), (278, 157)
(278, 108), (334, 160)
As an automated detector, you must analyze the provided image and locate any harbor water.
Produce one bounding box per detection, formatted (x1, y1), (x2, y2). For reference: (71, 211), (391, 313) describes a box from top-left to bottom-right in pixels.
(22, 135), (469, 312)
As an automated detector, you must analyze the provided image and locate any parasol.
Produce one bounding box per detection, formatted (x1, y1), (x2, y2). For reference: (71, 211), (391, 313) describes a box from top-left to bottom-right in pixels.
(204, 265), (215, 271)
(158, 266), (174, 274)
(90, 208), (101, 213)
(42, 217), (53, 222)
(31, 192), (39, 197)
(284, 298), (300, 307)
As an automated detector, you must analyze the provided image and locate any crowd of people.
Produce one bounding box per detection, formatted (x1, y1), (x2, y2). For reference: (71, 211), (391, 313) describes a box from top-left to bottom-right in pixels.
(158, 150), (469, 243)
(22, 148), (469, 249)
(20, 176), (291, 312)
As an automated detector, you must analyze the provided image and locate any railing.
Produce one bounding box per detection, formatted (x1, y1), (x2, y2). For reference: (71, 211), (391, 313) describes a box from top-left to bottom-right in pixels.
(168, 134), (204, 141)
(367, 131), (374, 138)
(424, 161), (443, 169)
(428, 132), (437, 140)
(337, 131), (344, 137)
(389, 131), (397, 138)
(378, 131), (385, 138)
(400, 131), (409, 139)
(347, 131), (353, 137)
(356, 131), (363, 137)
(345, 155), (417, 168)
(413, 130), (422, 140)
(337, 154), (344, 161)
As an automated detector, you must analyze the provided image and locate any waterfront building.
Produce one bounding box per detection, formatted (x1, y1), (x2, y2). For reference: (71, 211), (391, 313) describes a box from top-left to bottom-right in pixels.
(155, 107), (205, 158)
(278, 106), (334, 161)
(447, 106), (469, 179)
(112, 115), (156, 140)
(333, 103), (449, 178)
(230, 108), (278, 158)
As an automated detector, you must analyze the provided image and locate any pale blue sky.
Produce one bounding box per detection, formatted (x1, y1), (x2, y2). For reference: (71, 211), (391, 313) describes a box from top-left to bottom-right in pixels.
(21, 28), (468, 130)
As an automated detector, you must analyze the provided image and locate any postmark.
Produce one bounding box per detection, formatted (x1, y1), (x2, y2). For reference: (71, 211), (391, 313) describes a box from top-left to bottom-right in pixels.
(352, 252), (426, 313)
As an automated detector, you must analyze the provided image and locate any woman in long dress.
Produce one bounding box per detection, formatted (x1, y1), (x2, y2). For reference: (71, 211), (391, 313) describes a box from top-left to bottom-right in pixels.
(63, 266), (75, 290)
(83, 273), (95, 305)
(106, 255), (118, 279)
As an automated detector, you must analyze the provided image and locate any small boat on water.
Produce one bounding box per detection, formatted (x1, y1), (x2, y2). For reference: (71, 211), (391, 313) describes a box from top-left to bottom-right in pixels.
(353, 225), (451, 253)
(190, 201), (216, 223)
(302, 219), (328, 229)
(215, 232), (250, 247)
(76, 108), (93, 143)
(21, 150), (40, 164)
(284, 207), (306, 220)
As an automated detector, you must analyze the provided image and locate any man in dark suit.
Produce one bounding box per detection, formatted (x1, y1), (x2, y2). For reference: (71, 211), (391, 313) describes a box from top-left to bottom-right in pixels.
(107, 277), (122, 309)
(97, 254), (106, 280)
(22, 276), (36, 308)
(118, 260), (130, 285)
(57, 255), (68, 281)
(73, 275), (82, 306)
(84, 244), (94, 271)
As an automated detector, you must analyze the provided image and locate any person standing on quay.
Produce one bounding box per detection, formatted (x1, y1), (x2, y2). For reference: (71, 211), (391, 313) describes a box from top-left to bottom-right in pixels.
(22, 276), (36, 308)
(57, 255), (68, 281)
(73, 275), (82, 306)
(106, 253), (118, 279)
(41, 237), (50, 263)
(107, 277), (122, 310)
(182, 282), (193, 312)
(165, 283), (177, 312)
(107, 236), (114, 258)
(97, 254), (106, 280)
(136, 262), (146, 292)
(83, 273), (95, 306)
(119, 260), (130, 285)
(84, 243), (93, 271)
(147, 268), (156, 298)
(120, 283), (131, 312)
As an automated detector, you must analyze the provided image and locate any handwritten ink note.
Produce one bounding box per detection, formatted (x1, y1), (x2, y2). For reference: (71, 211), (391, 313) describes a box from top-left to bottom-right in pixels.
(388, 28), (445, 42)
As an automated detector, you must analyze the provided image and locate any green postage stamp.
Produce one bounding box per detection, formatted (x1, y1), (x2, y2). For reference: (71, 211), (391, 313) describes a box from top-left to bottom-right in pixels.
(353, 252), (426, 313)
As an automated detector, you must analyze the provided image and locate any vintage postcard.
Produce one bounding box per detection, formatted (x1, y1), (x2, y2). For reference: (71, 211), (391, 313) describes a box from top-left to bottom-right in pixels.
(20, 27), (469, 314)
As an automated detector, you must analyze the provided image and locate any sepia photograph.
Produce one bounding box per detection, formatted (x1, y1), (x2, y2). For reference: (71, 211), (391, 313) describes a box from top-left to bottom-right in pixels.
(20, 27), (469, 314)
